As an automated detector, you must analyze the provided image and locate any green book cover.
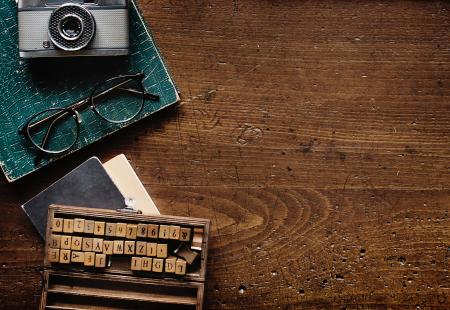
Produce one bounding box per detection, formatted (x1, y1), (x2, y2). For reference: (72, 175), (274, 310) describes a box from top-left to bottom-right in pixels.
(0, 0), (179, 182)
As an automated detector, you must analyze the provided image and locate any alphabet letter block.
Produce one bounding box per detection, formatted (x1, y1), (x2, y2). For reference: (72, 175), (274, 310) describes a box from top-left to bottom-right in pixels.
(73, 218), (85, 233)
(136, 241), (147, 256)
(141, 257), (152, 271)
(103, 240), (113, 255)
(175, 259), (187, 275)
(71, 251), (84, 263)
(95, 254), (106, 268)
(105, 223), (116, 237)
(165, 257), (176, 273)
(126, 224), (138, 239)
(84, 220), (95, 234)
(60, 235), (72, 250)
(152, 258), (163, 272)
(82, 238), (93, 252)
(59, 250), (71, 264)
(52, 218), (63, 232)
(157, 243), (168, 258)
(93, 238), (103, 253)
(159, 225), (170, 239)
(124, 241), (135, 255)
(131, 257), (142, 271)
(49, 235), (61, 248)
(180, 228), (191, 242)
(62, 219), (74, 233)
(137, 224), (147, 238)
(146, 242), (157, 257)
(48, 248), (60, 263)
(169, 226), (180, 240)
(84, 252), (95, 266)
(113, 240), (124, 254)
(71, 236), (82, 251)
(94, 221), (105, 236)
(147, 224), (159, 238)
(116, 223), (127, 237)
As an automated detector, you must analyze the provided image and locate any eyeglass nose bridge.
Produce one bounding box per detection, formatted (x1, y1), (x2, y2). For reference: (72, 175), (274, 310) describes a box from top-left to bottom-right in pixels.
(135, 72), (145, 80)
(73, 110), (82, 124)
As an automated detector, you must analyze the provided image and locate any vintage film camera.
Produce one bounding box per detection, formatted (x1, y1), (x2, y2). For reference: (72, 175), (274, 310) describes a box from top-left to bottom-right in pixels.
(18, 0), (130, 58)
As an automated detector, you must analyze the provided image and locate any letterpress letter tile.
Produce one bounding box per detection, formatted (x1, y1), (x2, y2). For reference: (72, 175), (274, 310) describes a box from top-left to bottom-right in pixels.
(52, 218), (63, 232)
(141, 257), (152, 271)
(137, 224), (147, 238)
(175, 259), (187, 275)
(147, 224), (159, 238)
(48, 248), (60, 263)
(116, 223), (127, 237)
(49, 235), (61, 248)
(180, 228), (191, 242)
(124, 241), (135, 255)
(84, 252), (95, 266)
(105, 223), (116, 237)
(95, 253), (106, 268)
(60, 235), (72, 250)
(165, 257), (176, 273)
(103, 240), (113, 255)
(73, 218), (85, 233)
(159, 225), (170, 239)
(82, 238), (93, 251)
(59, 249), (71, 264)
(169, 226), (181, 240)
(94, 221), (105, 236)
(136, 241), (147, 255)
(71, 251), (84, 263)
(113, 240), (124, 254)
(152, 258), (163, 272)
(146, 242), (157, 257)
(131, 257), (142, 271)
(63, 219), (74, 233)
(93, 238), (103, 253)
(157, 243), (168, 258)
(71, 236), (82, 251)
(84, 220), (95, 234)
(126, 224), (138, 239)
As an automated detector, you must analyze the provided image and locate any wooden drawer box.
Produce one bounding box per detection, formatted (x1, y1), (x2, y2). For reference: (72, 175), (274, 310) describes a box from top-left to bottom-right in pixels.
(40, 204), (210, 310)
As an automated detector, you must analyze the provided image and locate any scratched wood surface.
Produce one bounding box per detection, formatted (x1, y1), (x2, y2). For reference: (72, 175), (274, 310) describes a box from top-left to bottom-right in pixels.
(0, 0), (449, 309)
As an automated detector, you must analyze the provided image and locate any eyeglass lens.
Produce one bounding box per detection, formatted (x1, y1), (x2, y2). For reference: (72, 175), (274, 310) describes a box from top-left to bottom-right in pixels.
(27, 108), (79, 153)
(91, 76), (144, 123)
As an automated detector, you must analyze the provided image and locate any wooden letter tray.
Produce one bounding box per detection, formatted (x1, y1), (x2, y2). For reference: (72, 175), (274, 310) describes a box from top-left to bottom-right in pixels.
(41, 204), (210, 310)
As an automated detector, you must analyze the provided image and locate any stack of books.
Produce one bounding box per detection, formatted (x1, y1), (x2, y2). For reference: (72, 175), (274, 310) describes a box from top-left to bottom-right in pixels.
(22, 154), (161, 239)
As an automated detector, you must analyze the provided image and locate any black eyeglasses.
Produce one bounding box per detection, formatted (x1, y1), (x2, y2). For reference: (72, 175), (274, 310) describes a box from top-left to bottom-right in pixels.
(19, 72), (159, 157)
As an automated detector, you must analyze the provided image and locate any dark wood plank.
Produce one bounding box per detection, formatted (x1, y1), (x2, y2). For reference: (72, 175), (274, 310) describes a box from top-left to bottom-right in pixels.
(0, 0), (449, 309)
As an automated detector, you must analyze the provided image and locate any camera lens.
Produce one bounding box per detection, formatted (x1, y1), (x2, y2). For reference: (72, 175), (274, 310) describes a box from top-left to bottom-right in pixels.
(48, 4), (95, 51)
(60, 15), (83, 40)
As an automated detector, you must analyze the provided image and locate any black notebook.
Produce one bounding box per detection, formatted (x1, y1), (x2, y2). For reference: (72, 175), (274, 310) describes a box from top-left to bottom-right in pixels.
(21, 157), (125, 239)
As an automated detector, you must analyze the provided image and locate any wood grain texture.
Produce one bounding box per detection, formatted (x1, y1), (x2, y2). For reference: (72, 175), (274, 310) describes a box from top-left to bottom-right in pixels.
(0, 0), (449, 309)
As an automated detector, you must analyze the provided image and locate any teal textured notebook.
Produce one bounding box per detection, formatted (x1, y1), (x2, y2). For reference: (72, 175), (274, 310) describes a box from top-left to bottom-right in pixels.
(0, 0), (179, 182)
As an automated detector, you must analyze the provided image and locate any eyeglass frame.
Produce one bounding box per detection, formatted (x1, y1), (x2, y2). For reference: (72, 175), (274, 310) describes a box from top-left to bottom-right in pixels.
(19, 72), (159, 155)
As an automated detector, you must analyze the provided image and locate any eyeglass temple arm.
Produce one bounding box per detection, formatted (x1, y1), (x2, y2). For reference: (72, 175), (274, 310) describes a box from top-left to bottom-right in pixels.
(39, 112), (73, 151)
(20, 98), (88, 133)
(119, 88), (160, 101)
(33, 112), (73, 166)
(88, 77), (159, 101)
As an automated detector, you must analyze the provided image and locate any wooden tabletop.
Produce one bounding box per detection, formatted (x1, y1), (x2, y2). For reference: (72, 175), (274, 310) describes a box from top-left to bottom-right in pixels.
(1, 1), (449, 309)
